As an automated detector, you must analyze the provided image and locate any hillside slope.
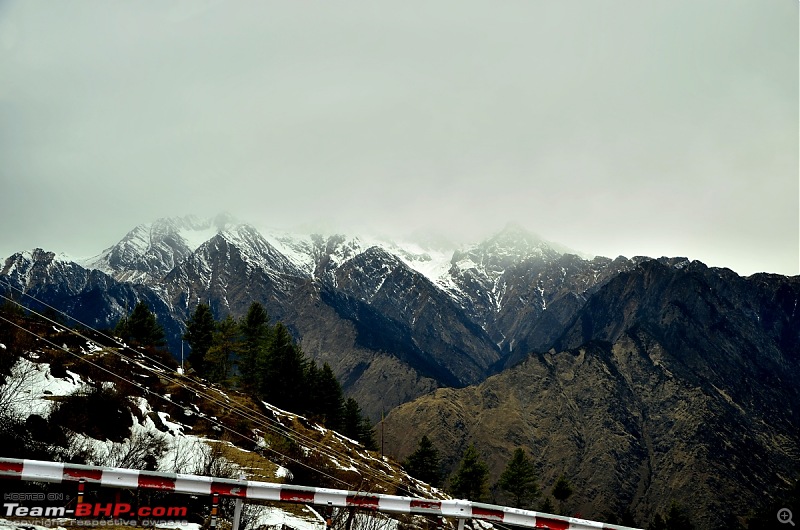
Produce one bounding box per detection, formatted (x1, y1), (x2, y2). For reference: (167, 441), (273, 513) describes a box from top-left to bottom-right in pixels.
(3, 219), (632, 419)
(382, 260), (800, 530)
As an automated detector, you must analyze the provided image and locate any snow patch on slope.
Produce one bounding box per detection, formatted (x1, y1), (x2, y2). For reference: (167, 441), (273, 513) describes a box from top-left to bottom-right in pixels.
(5, 358), (83, 417)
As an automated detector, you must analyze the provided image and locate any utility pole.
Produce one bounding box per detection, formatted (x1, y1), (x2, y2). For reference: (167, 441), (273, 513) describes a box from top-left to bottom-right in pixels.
(380, 408), (385, 457)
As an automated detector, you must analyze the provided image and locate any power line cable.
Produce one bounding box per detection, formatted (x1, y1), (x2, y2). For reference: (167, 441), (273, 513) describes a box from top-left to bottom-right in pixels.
(0, 289), (374, 485)
(0, 282), (420, 494)
(0, 312), (354, 489)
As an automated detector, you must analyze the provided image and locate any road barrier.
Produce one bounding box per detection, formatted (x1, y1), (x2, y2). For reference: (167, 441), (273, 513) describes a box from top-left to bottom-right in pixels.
(0, 457), (641, 530)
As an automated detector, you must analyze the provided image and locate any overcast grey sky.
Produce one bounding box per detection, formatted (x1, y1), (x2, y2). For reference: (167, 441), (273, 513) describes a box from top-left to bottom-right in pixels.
(1, 1), (797, 276)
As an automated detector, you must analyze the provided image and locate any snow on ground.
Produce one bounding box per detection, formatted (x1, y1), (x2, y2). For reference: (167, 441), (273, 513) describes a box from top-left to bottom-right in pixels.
(157, 411), (185, 436)
(81, 340), (104, 354)
(129, 396), (216, 474)
(1, 357), (214, 476)
(262, 401), (301, 422)
(0, 354), (417, 530)
(328, 456), (358, 473)
(254, 505), (323, 530)
(5, 358), (83, 417)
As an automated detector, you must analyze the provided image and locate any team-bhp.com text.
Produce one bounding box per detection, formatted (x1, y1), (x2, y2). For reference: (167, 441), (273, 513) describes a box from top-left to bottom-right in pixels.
(4, 502), (188, 518)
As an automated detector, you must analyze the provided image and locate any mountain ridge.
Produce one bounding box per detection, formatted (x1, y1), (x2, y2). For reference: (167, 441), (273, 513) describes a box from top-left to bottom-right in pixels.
(382, 259), (800, 530)
(3, 216), (778, 422)
(2, 215), (798, 530)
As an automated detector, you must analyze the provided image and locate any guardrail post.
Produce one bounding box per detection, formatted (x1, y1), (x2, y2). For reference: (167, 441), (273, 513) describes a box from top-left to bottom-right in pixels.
(457, 519), (465, 530)
(232, 473), (244, 530)
(210, 492), (219, 530)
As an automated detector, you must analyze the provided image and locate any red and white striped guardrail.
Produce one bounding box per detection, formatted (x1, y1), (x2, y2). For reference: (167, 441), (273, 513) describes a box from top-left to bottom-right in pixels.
(0, 457), (641, 530)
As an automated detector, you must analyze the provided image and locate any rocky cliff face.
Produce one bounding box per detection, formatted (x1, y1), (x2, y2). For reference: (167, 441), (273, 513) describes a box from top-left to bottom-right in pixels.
(3, 218), (798, 529)
(0, 249), (179, 339)
(381, 260), (800, 530)
(7, 222), (600, 411)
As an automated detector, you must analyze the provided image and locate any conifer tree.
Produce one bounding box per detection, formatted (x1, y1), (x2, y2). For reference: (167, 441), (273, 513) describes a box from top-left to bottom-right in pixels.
(552, 474), (574, 515)
(664, 502), (693, 530)
(402, 435), (442, 486)
(239, 302), (270, 390)
(118, 301), (165, 348)
(357, 409), (377, 451)
(114, 316), (129, 341)
(341, 397), (361, 439)
(261, 323), (306, 410)
(498, 448), (539, 508)
(204, 315), (240, 383)
(315, 363), (344, 430)
(538, 496), (556, 514)
(304, 360), (322, 415)
(341, 397), (376, 450)
(450, 444), (489, 501)
(184, 303), (215, 376)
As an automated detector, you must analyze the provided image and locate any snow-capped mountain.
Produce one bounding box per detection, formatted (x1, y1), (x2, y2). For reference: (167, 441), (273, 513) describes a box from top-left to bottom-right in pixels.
(79, 214), (238, 284)
(0, 215), (732, 419)
(1, 248), (182, 343)
(3, 215), (799, 530)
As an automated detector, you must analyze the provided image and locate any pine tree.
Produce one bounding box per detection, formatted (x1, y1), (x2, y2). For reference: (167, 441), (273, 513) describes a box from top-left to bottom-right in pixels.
(261, 323), (306, 410)
(184, 303), (215, 376)
(304, 360), (322, 415)
(341, 397), (376, 450)
(538, 496), (556, 514)
(114, 315), (129, 341)
(239, 302), (270, 390)
(204, 315), (240, 383)
(552, 474), (574, 515)
(315, 363), (345, 430)
(119, 301), (165, 348)
(402, 435), (442, 487)
(497, 448), (539, 508)
(341, 398), (361, 440)
(450, 444), (489, 501)
(664, 502), (694, 530)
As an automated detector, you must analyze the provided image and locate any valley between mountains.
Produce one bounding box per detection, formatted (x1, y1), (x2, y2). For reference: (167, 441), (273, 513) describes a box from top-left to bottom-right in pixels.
(1, 214), (798, 530)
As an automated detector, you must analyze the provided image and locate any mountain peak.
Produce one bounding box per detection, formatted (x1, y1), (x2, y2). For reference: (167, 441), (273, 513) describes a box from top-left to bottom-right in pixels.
(490, 222), (546, 247)
(462, 223), (560, 271)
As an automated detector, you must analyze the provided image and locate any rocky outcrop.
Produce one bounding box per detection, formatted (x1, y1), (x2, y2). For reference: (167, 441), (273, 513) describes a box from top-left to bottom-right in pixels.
(382, 260), (800, 530)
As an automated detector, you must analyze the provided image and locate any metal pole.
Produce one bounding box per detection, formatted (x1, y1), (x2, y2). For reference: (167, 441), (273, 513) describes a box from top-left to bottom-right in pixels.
(232, 497), (243, 530)
(232, 473), (245, 530)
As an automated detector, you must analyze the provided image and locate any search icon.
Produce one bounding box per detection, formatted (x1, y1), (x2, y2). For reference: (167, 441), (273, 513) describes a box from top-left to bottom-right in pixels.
(778, 508), (795, 526)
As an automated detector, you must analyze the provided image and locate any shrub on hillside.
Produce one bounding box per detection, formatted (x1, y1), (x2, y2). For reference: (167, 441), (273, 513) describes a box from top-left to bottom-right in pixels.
(49, 384), (134, 442)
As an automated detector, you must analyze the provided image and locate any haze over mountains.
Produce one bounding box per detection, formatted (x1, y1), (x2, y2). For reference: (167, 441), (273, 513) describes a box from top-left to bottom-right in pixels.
(1, 214), (798, 529)
(0, 215), (652, 415)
